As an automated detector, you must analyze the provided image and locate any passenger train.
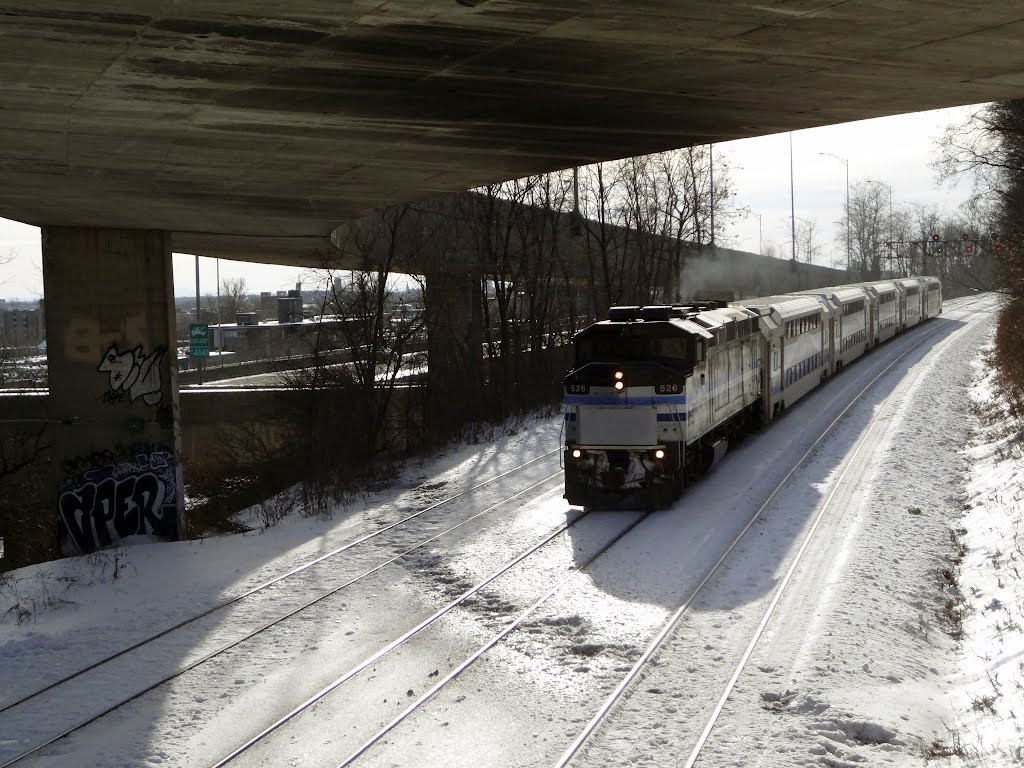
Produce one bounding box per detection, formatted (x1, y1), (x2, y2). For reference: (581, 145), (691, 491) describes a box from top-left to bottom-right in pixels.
(562, 276), (943, 509)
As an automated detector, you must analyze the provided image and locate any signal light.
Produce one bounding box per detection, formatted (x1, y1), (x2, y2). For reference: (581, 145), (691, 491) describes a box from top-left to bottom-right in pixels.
(614, 381), (625, 391)
(571, 449), (582, 459)
(653, 449), (666, 460)
(614, 371), (624, 380)
(966, 244), (974, 253)
(931, 234), (940, 241)
(995, 243), (1003, 253)
(962, 232), (970, 241)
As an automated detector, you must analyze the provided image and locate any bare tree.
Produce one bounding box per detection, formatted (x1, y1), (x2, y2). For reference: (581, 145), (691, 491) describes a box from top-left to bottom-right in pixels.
(836, 181), (891, 277)
(935, 101), (1024, 290)
(216, 276), (250, 322)
(935, 100), (1024, 414)
(795, 218), (823, 264)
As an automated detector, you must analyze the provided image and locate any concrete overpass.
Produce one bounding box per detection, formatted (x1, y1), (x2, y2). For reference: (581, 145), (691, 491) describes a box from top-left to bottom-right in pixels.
(3, 2), (1024, 264)
(4, 1), (1023, 554)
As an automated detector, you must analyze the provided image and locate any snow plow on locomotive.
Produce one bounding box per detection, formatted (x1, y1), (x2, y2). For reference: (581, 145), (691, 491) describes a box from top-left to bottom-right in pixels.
(562, 277), (943, 510)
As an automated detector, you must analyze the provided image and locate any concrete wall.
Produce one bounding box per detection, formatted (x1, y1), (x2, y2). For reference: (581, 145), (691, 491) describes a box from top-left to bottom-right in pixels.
(678, 246), (851, 300)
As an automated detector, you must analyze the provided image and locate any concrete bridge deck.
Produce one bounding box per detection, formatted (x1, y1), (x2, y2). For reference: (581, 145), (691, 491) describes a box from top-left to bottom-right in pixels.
(2, 2), (1023, 264)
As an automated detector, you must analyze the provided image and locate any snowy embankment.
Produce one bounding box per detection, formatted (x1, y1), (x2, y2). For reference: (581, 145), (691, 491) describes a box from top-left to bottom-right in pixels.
(950, 345), (1024, 764)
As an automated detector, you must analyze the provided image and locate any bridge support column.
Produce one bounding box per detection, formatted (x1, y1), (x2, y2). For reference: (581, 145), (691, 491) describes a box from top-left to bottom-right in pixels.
(43, 227), (185, 555)
(424, 268), (483, 435)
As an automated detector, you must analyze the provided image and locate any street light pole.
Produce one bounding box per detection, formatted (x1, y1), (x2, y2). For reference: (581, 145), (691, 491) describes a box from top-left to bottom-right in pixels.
(789, 133), (796, 270)
(819, 152), (850, 273)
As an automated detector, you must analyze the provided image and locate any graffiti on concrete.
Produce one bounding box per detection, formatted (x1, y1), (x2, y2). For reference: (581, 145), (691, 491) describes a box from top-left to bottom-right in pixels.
(97, 343), (166, 406)
(61, 442), (161, 478)
(58, 450), (179, 554)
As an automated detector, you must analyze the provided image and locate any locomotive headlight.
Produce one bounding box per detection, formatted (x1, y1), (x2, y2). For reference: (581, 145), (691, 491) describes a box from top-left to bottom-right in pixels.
(614, 381), (624, 391)
(571, 449), (583, 459)
(654, 449), (666, 460)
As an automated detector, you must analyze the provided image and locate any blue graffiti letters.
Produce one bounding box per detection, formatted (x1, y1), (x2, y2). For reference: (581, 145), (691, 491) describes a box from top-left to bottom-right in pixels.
(58, 452), (179, 554)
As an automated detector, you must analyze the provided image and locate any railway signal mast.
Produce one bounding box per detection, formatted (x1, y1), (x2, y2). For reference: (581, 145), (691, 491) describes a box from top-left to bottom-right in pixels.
(881, 231), (1001, 277)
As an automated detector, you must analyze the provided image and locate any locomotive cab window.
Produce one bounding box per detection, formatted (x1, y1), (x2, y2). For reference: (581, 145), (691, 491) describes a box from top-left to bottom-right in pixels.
(574, 326), (696, 373)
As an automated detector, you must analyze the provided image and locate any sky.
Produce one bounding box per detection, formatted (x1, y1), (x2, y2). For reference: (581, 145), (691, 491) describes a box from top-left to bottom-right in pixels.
(0, 104), (983, 301)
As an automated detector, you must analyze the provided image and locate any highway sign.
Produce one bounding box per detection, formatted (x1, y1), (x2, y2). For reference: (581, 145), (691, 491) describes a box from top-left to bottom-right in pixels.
(189, 323), (209, 359)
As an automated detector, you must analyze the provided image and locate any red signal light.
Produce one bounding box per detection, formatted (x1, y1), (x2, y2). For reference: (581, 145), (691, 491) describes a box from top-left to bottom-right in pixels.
(931, 234), (940, 241)
(995, 243), (1003, 253)
(966, 244), (974, 253)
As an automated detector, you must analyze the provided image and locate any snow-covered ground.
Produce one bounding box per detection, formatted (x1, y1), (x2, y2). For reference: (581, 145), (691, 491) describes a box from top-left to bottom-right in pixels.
(949, 346), (1024, 764)
(1, 294), (1020, 768)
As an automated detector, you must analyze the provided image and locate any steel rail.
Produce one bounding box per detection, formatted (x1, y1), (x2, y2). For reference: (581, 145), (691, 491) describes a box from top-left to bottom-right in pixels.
(210, 496), (594, 767)
(0, 447), (560, 718)
(680, 295), (992, 768)
(334, 511), (654, 768)
(554, 302), (992, 768)
(0, 471), (564, 768)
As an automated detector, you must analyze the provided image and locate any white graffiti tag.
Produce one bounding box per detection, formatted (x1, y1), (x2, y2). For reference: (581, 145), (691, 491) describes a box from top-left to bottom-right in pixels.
(97, 344), (166, 405)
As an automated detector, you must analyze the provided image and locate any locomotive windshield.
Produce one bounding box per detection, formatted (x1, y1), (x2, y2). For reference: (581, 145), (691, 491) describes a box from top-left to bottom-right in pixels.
(575, 325), (692, 370)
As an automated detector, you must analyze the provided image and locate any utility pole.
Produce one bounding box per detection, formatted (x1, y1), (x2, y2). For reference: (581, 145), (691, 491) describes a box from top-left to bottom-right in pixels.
(709, 144), (715, 252)
(195, 254), (202, 384)
(216, 257), (222, 364)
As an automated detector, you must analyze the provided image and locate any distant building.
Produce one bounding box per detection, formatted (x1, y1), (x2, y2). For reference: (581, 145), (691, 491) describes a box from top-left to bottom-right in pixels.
(259, 286), (304, 323)
(0, 299), (45, 347)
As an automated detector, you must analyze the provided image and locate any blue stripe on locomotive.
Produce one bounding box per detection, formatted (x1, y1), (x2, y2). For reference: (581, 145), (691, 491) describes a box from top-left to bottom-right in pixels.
(563, 395), (686, 406)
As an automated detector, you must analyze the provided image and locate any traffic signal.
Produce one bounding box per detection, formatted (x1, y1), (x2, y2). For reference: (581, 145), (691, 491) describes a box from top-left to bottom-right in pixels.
(931, 233), (940, 241)
(961, 232), (970, 241)
(965, 242), (974, 253)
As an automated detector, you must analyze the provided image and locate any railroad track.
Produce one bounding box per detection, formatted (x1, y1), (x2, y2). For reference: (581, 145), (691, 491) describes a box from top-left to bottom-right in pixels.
(204, 503), (645, 767)
(0, 450), (564, 767)
(205, 300), (996, 768)
(554, 294), (996, 767)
